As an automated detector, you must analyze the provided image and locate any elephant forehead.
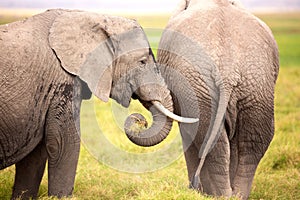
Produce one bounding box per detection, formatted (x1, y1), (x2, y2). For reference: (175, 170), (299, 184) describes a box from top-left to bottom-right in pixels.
(113, 28), (149, 54)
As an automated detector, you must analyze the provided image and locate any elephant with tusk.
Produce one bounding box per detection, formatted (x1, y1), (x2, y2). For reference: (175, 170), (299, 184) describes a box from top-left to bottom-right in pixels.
(0, 9), (196, 199)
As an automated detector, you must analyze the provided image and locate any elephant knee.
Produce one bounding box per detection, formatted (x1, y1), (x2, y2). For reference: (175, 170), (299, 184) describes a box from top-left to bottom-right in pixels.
(46, 133), (62, 167)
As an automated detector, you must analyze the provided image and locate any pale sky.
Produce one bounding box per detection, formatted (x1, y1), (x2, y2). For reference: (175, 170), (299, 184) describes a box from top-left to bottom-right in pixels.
(0, 0), (182, 14)
(90, 0), (183, 14)
(0, 0), (299, 13)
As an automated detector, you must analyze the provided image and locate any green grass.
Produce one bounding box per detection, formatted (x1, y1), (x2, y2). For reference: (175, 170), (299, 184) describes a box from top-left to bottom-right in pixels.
(1, 11), (300, 200)
(257, 13), (300, 67)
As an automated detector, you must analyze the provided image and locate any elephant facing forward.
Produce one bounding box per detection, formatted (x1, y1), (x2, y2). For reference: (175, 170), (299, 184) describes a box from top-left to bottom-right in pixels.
(0, 9), (196, 199)
(126, 0), (279, 199)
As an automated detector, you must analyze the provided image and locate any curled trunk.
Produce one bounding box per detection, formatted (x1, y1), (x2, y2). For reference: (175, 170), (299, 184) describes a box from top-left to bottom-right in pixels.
(124, 91), (174, 147)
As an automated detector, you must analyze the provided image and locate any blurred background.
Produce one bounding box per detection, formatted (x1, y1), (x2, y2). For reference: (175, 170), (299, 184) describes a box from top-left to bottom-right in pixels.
(0, 0), (300, 13)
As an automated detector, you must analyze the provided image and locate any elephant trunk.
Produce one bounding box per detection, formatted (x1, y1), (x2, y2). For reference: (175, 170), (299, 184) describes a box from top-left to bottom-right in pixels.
(124, 86), (174, 147)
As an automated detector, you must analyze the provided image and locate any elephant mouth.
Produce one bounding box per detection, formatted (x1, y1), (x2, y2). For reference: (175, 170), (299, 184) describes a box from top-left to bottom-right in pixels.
(131, 92), (139, 100)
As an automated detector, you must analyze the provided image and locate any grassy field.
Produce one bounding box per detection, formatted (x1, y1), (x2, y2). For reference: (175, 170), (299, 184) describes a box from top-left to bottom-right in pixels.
(0, 9), (300, 200)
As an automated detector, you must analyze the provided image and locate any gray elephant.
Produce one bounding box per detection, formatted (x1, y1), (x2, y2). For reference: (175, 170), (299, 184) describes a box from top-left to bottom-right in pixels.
(125, 0), (279, 199)
(0, 9), (196, 199)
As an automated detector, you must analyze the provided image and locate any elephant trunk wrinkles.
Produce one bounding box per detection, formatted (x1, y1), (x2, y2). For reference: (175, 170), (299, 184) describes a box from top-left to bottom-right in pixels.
(124, 87), (173, 147)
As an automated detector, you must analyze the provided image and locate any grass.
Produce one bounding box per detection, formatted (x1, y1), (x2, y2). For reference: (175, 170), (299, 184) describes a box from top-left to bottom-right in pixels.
(257, 13), (300, 68)
(0, 10), (300, 200)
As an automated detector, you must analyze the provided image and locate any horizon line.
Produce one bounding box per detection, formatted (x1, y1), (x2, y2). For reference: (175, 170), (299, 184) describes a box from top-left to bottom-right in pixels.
(0, 7), (299, 16)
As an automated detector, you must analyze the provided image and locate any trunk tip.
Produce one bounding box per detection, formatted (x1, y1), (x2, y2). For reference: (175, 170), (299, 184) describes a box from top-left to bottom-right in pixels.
(124, 113), (148, 136)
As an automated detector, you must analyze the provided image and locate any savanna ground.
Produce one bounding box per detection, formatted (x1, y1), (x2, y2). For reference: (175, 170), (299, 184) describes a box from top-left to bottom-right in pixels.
(0, 9), (299, 200)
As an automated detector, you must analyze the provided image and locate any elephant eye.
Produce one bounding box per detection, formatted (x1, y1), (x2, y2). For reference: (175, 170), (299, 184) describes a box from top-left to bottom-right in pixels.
(139, 57), (147, 65)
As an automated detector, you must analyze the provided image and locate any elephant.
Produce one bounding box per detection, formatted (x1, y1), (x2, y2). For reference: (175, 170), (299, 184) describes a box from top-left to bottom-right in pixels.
(125, 0), (279, 199)
(0, 9), (197, 199)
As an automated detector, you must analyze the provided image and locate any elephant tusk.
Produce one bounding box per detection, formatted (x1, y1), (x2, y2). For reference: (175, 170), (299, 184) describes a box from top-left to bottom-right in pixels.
(152, 101), (199, 123)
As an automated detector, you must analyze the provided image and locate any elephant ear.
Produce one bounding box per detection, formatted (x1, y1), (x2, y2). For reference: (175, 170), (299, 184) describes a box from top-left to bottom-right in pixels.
(49, 11), (114, 102)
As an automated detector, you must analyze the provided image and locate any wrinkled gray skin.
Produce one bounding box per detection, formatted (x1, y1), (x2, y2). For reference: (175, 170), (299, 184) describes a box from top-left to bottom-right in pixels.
(0, 9), (175, 199)
(156, 0), (279, 199)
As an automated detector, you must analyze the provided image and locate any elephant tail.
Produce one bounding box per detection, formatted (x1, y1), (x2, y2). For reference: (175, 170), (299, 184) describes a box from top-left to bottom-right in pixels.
(191, 68), (230, 191)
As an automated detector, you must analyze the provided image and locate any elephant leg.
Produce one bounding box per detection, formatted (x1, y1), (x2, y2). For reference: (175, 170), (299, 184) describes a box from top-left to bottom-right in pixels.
(45, 84), (81, 197)
(184, 142), (200, 188)
(231, 106), (274, 199)
(200, 128), (232, 197)
(12, 141), (47, 200)
(229, 132), (239, 185)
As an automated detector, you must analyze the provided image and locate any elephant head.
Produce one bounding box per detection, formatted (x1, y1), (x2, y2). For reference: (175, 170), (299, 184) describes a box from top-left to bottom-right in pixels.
(48, 10), (197, 147)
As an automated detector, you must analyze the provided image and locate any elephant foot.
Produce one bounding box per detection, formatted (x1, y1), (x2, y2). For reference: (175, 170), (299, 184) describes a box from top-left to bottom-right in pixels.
(190, 175), (203, 193)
